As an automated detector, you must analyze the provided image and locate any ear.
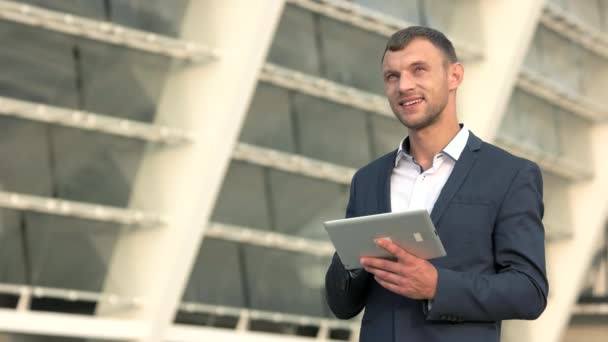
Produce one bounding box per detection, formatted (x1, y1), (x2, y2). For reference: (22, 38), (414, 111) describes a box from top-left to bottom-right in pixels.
(448, 63), (464, 91)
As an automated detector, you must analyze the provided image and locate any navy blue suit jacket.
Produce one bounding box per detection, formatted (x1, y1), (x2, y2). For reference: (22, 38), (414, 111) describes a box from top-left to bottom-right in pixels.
(325, 132), (548, 342)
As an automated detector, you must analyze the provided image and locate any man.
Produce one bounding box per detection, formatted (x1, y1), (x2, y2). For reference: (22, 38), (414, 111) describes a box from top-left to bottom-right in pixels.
(325, 26), (548, 342)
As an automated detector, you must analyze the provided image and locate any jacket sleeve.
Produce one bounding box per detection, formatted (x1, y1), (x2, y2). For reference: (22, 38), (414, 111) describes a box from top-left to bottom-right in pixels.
(325, 172), (372, 319)
(426, 161), (549, 322)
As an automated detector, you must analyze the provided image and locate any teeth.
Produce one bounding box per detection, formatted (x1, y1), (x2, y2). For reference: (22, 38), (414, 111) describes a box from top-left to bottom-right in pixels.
(402, 99), (422, 106)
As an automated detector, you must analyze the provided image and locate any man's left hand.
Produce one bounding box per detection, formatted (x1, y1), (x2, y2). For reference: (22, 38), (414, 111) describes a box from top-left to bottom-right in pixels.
(360, 238), (438, 300)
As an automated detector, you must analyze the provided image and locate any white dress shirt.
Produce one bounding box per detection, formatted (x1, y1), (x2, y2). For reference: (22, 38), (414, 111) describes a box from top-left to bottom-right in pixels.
(390, 125), (469, 310)
(391, 126), (469, 214)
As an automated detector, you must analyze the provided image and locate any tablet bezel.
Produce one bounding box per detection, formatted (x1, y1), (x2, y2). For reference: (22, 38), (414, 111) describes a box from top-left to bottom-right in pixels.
(323, 209), (446, 270)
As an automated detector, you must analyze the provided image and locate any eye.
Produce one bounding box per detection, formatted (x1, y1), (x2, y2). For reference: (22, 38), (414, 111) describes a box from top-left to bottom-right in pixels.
(385, 73), (398, 81)
(415, 66), (425, 73)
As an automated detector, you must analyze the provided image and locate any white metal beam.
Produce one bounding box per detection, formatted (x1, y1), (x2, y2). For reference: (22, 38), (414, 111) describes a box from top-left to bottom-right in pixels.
(285, 0), (482, 62)
(166, 324), (345, 342)
(0, 191), (166, 227)
(573, 303), (608, 315)
(0, 0), (219, 62)
(95, 1), (286, 342)
(259, 63), (392, 117)
(494, 136), (592, 181)
(0, 309), (147, 340)
(205, 222), (334, 257)
(541, 2), (608, 59)
(517, 69), (607, 122)
(233, 142), (354, 185)
(0, 283), (139, 310)
(177, 302), (356, 332)
(0, 96), (194, 145)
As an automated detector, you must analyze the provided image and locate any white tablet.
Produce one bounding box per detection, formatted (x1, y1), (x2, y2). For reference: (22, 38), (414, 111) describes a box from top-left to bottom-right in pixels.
(323, 209), (446, 270)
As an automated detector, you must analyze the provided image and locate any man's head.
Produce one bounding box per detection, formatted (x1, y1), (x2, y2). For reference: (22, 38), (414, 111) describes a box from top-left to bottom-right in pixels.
(381, 26), (463, 131)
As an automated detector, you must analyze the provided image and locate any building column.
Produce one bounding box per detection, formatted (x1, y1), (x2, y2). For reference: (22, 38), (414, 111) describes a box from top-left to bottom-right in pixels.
(457, 0), (545, 141)
(95, 1), (286, 341)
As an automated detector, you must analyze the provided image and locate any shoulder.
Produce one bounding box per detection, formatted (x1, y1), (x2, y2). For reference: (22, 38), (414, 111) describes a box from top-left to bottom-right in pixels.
(477, 140), (542, 187)
(351, 150), (397, 183)
(479, 140), (540, 172)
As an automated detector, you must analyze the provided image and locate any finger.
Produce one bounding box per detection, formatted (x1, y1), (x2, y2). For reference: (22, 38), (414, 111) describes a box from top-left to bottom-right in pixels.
(360, 257), (401, 274)
(374, 276), (406, 297)
(364, 266), (403, 286)
(375, 239), (416, 263)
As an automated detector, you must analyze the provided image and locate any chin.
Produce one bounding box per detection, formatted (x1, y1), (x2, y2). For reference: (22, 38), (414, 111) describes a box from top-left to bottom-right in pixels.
(402, 117), (435, 131)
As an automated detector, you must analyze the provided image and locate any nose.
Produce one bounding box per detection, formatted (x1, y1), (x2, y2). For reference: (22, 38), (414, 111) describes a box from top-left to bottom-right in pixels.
(398, 73), (415, 93)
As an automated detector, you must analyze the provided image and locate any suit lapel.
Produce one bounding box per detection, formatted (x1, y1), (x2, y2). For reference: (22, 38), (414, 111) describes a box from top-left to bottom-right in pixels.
(430, 133), (482, 226)
(378, 150), (398, 214)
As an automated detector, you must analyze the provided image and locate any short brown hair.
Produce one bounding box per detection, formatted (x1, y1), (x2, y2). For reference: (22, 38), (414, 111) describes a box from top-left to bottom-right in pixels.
(381, 26), (458, 64)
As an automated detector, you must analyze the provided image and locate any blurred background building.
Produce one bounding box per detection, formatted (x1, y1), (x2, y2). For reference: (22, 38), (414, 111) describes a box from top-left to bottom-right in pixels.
(0, 0), (606, 341)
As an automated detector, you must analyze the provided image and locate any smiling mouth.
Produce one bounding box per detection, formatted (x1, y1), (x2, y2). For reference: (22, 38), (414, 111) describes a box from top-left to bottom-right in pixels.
(399, 98), (424, 107)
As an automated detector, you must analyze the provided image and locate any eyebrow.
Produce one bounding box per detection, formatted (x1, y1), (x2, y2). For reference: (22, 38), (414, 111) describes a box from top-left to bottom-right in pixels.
(410, 61), (430, 68)
(383, 60), (431, 75)
(383, 70), (399, 77)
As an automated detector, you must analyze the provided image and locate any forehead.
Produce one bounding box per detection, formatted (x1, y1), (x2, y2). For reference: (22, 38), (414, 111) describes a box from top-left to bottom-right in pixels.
(382, 39), (445, 69)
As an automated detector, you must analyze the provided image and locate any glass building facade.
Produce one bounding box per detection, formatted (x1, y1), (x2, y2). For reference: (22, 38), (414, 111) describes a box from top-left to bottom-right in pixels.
(0, 0), (606, 341)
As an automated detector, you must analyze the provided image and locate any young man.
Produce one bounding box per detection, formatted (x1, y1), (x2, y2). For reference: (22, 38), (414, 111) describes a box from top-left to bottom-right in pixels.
(325, 26), (548, 342)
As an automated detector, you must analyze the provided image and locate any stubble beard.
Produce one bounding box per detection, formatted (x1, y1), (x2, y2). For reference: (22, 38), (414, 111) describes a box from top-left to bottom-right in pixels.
(395, 97), (447, 131)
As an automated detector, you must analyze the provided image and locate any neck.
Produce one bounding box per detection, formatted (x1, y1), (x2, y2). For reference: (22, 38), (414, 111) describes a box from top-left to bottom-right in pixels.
(408, 114), (460, 168)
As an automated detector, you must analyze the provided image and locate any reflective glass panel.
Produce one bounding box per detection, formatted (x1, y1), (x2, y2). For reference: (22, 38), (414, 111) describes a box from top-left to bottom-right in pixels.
(268, 170), (348, 240)
(536, 26), (582, 93)
(522, 27), (543, 72)
(318, 16), (386, 94)
(542, 172), (572, 240)
(0, 332), (84, 342)
(555, 109), (592, 167)
(0, 209), (118, 292)
(13, 0), (191, 37)
(13, 0), (106, 19)
(109, 0), (190, 36)
(242, 246), (331, 316)
(368, 115), (406, 159)
(211, 161), (271, 230)
(566, 0), (602, 30)
(0, 118), (55, 197)
(423, 0), (482, 49)
(239, 84), (296, 153)
(0, 22), (78, 107)
(78, 40), (173, 123)
(579, 50), (608, 107)
(502, 90), (560, 157)
(353, 0), (422, 24)
(292, 93), (372, 168)
(267, 5), (322, 76)
(182, 238), (245, 308)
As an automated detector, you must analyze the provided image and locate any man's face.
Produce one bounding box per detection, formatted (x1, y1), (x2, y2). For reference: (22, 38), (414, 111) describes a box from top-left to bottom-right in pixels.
(382, 39), (453, 130)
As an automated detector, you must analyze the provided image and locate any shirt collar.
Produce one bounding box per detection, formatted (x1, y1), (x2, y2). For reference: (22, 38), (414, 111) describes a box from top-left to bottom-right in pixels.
(395, 124), (469, 167)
